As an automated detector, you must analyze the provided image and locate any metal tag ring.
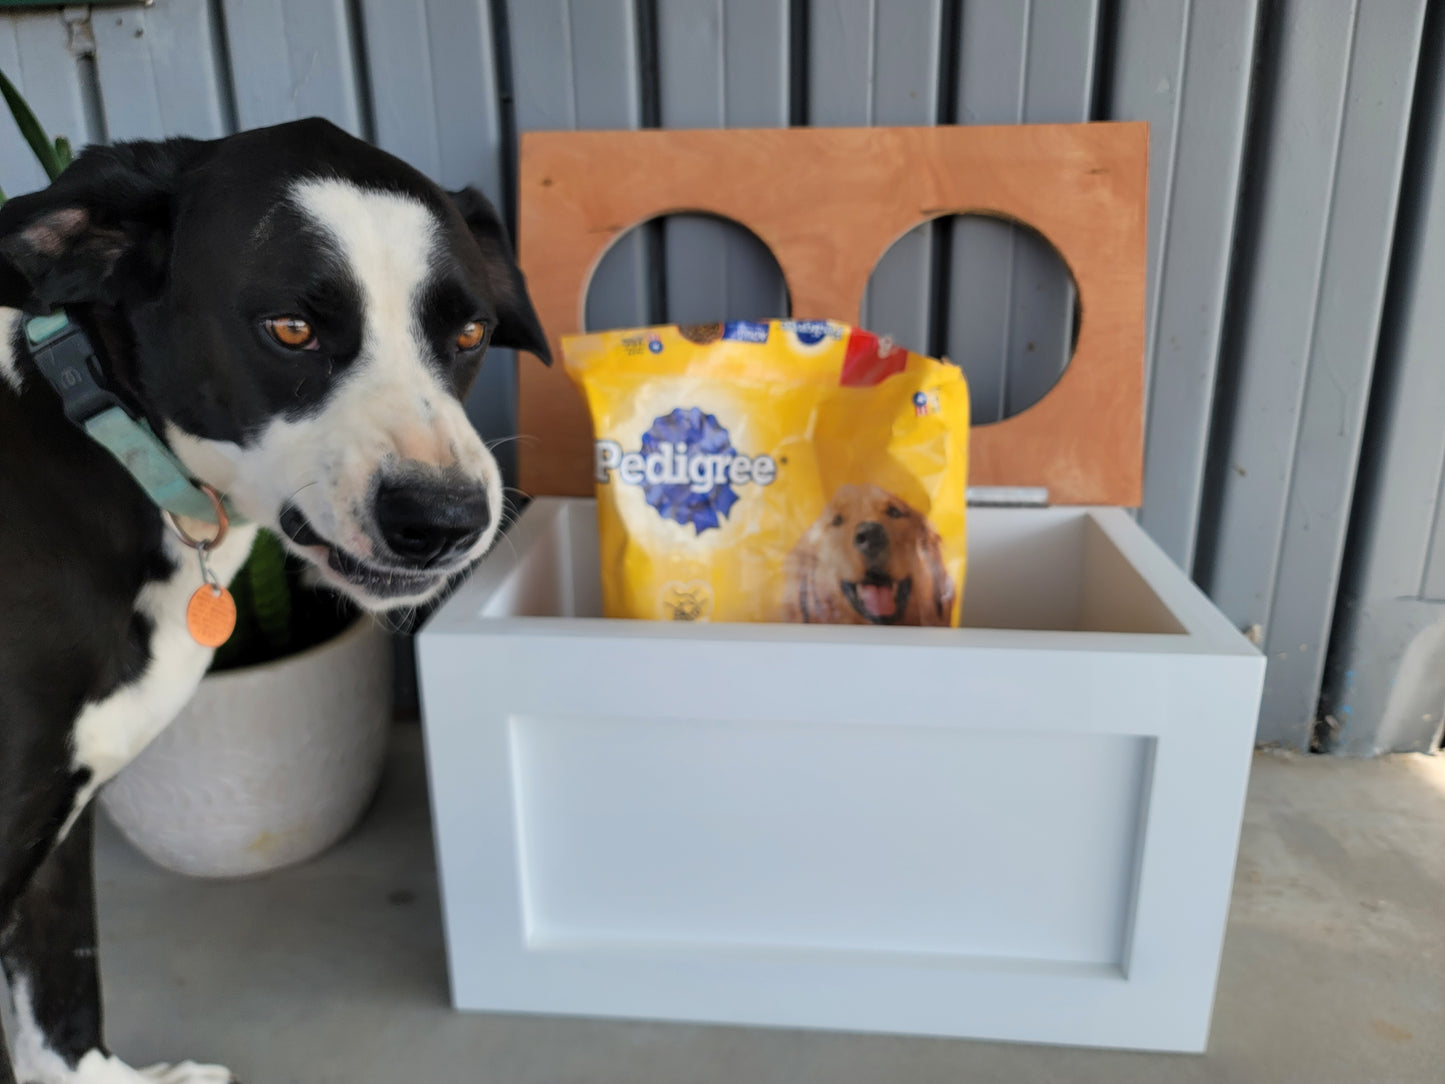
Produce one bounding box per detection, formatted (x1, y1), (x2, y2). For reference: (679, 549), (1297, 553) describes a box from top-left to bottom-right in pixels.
(161, 484), (230, 551)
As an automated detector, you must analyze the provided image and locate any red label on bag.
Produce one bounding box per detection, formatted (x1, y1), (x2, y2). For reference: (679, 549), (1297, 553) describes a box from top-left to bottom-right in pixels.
(840, 328), (909, 387)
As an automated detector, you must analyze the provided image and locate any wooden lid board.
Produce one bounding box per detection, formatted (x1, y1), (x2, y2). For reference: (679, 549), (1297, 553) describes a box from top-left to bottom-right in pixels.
(516, 123), (1147, 505)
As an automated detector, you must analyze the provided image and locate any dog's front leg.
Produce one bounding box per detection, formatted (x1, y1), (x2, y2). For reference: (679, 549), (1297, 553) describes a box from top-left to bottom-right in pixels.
(1, 808), (103, 1084)
(0, 1006), (15, 1084)
(0, 810), (235, 1084)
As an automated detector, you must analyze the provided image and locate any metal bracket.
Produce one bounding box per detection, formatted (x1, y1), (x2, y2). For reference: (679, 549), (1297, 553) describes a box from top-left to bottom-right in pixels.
(62, 6), (96, 59)
(966, 486), (1050, 508)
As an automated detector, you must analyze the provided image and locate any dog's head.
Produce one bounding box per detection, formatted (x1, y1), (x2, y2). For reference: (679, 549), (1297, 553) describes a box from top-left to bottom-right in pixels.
(788, 484), (953, 626)
(0, 118), (549, 610)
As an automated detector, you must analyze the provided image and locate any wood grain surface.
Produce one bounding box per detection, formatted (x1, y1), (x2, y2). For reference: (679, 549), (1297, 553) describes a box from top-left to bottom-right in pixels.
(517, 123), (1147, 505)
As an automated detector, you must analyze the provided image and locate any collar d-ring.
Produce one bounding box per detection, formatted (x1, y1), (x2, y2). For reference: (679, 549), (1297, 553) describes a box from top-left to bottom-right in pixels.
(161, 483), (230, 550)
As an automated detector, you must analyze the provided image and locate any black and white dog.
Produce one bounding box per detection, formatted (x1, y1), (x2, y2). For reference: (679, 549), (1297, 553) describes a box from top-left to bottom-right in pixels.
(0, 118), (549, 1083)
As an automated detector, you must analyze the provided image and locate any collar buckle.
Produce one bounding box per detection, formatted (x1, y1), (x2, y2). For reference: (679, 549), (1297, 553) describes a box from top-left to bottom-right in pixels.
(23, 309), (246, 528)
(24, 309), (125, 428)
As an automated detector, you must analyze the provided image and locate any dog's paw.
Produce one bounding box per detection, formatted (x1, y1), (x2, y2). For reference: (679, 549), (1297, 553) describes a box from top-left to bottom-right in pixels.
(66, 1052), (238, 1084)
(137, 1062), (237, 1084)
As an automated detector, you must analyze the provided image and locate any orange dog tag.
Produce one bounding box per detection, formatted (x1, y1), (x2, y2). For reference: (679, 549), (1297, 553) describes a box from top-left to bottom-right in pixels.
(186, 584), (237, 647)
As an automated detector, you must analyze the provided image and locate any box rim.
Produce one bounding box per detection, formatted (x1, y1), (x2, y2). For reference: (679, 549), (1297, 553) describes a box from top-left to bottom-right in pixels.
(424, 499), (1259, 660)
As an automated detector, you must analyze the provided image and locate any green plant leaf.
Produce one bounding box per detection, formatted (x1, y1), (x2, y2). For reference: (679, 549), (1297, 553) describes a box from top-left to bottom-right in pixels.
(210, 556), (254, 671)
(53, 134), (72, 170)
(0, 68), (64, 181)
(246, 529), (293, 655)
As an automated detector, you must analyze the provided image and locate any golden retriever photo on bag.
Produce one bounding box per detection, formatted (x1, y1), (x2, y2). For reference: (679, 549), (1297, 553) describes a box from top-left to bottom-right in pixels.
(784, 484), (955, 626)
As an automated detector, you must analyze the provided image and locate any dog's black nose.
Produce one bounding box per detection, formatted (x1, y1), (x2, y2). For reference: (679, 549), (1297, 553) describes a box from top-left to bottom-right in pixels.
(374, 480), (490, 566)
(854, 521), (889, 564)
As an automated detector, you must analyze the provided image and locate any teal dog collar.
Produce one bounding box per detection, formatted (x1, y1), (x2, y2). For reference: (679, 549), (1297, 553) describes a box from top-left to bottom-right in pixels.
(24, 309), (242, 526)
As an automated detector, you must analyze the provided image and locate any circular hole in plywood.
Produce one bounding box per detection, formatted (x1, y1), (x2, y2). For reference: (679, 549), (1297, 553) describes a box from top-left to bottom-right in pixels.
(584, 213), (790, 332)
(864, 214), (1079, 424)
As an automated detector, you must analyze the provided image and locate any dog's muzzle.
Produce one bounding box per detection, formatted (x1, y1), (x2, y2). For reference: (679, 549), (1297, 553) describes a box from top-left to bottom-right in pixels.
(278, 476), (491, 603)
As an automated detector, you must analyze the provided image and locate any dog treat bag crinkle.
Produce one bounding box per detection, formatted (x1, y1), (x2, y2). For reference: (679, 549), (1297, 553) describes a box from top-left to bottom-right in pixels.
(563, 320), (969, 626)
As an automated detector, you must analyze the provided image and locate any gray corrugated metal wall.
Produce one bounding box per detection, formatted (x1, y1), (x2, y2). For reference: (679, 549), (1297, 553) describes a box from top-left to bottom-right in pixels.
(1321, 1), (1445, 756)
(1, 0), (1440, 753)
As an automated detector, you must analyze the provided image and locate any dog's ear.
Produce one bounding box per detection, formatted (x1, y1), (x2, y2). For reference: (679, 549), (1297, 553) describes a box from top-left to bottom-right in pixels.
(783, 550), (810, 623)
(0, 138), (207, 313)
(447, 186), (551, 365)
(920, 525), (954, 623)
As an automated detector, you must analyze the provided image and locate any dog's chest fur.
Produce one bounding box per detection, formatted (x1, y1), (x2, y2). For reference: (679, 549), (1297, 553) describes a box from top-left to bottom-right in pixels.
(64, 522), (257, 829)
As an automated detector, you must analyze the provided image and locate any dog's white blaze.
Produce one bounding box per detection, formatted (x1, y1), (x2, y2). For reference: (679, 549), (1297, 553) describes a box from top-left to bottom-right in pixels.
(8, 975), (235, 1082)
(170, 180), (500, 611)
(62, 523), (258, 839)
(0, 306), (22, 391)
(288, 180), (497, 503)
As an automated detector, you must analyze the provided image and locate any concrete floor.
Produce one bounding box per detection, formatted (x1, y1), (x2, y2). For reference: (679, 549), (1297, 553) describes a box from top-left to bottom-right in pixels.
(87, 731), (1445, 1084)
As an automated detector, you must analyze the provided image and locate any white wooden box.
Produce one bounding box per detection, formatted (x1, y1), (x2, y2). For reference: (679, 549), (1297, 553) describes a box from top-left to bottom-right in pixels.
(417, 496), (1263, 1052)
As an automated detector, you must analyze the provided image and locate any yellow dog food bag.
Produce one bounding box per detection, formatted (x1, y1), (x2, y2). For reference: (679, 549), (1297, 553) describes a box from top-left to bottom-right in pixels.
(563, 320), (969, 626)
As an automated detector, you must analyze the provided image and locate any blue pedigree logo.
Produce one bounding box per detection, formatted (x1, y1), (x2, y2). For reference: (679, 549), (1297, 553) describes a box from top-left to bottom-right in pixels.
(723, 320), (770, 343)
(781, 319), (841, 347)
(595, 408), (778, 533)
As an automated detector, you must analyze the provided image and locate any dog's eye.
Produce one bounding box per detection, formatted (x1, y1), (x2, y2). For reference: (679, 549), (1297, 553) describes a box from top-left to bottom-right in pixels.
(885, 505), (907, 519)
(264, 316), (317, 350)
(830, 514), (845, 527)
(456, 321), (486, 351)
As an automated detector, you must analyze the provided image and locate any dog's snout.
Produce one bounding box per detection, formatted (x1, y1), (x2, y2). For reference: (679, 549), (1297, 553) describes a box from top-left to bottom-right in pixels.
(374, 479), (490, 566)
(853, 521), (889, 564)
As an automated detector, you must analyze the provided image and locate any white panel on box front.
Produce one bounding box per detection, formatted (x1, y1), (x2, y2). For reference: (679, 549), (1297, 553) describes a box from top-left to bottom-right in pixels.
(508, 714), (1152, 967)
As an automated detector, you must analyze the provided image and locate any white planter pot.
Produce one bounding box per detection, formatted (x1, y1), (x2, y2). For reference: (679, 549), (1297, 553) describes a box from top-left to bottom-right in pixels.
(100, 616), (393, 879)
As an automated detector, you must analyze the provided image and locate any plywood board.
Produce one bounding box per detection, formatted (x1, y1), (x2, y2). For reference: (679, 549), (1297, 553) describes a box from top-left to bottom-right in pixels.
(517, 123), (1147, 505)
